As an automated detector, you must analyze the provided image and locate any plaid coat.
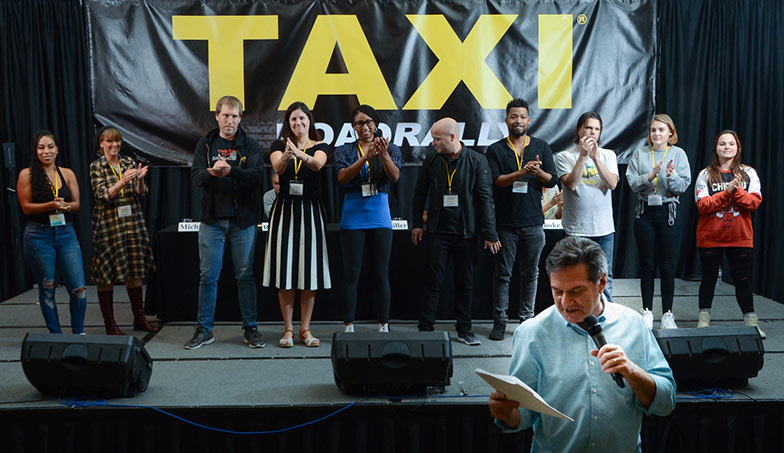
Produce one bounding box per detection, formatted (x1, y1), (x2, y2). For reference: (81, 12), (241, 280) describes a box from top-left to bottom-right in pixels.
(89, 155), (155, 284)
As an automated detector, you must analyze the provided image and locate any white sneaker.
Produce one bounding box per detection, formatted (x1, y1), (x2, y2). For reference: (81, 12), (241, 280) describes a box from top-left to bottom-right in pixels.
(344, 324), (354, 333)
(378, 323), (389, 333)
(661, 311), (678, 329)
(640, 309), (654, 330)
(743, 313), (766, 339)
(697, 311), (711, 328)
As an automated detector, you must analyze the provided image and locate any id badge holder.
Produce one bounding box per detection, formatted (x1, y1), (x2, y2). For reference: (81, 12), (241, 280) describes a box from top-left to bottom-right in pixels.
(647, 194), (663, 206)
(49, 213), (66, 227)
(289, 181), (304, 196)
(512, 180), (528, 193)
(117, 204), (132, 218)
(443, 194), (459, 207)
(361, 183), (376, 197)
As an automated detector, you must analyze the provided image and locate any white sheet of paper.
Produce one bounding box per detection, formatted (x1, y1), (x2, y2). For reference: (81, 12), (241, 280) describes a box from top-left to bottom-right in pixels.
(475, 368), (573, 422)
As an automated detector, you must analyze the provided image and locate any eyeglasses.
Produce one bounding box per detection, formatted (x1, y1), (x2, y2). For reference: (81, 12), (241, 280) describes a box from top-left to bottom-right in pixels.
(353, 119), (375, 129)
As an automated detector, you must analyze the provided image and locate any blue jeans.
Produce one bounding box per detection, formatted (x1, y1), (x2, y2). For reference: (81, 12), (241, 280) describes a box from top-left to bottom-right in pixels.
(23, 223), (86, 334)
(493, 226), (546, 323)
(570, 232), (614, 302)
(197, 221), (258, 332)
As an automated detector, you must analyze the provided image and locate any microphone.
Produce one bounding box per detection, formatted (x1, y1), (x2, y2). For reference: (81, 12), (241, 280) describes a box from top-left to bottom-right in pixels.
(583, 315), (625, 388)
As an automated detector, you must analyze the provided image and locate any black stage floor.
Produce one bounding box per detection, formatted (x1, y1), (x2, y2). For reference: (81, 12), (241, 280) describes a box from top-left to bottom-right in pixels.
(1, 279), (783, 452)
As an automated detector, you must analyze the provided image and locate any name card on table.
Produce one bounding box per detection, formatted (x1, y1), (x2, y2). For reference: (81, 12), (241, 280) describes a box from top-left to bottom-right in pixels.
(178, 222), (200, 232)
(543, 219), (563, 230)
(392, 219), (409, 230)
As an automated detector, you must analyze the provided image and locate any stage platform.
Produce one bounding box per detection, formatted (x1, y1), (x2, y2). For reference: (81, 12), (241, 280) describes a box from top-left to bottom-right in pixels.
(1, 279), (784, 452)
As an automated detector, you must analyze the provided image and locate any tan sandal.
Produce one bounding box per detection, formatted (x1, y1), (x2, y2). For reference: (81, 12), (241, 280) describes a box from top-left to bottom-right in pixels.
(299, 329), (320, 347)
(279, 329), (294, 348)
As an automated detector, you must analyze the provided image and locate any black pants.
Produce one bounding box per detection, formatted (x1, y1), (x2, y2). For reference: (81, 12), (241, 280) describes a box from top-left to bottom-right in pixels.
(340, 228), (393, 324)
(698, 247), (754, 314)
(633, 205), (680, 312)
(419, 233), (474, 334)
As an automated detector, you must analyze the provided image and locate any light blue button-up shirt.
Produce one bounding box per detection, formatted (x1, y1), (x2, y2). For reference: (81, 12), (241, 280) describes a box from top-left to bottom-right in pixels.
(496, 300), (676, 453)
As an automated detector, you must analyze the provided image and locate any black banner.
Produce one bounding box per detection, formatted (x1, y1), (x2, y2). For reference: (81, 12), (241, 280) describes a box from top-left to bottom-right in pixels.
(86, 0), (655, 166)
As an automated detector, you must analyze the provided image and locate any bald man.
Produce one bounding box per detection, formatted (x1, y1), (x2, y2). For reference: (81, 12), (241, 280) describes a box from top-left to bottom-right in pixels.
(412, 118), (500, 346)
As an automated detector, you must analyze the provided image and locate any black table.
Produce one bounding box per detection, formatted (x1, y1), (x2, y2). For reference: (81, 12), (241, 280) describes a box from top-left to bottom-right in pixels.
(145, 224), (560, 323)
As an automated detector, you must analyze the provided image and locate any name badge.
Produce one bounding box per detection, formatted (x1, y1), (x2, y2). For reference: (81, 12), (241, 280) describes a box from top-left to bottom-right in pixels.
(361, 183), (377, 197)
(49, 213), (66, 227)
(512, 180), (528, 193)
(289, 182), (304, 196)
(443, 194), (459, 207)
(647, 194), (663, 206)
(118, 204), (132, 218)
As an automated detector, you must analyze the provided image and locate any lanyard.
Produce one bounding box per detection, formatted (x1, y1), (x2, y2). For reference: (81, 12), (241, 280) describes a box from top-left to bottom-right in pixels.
(357, 142), (371, 182)
(293, 140), (310, 180)
(49, 166), (59, 198)
(506, 136), (530, 171)
(109, 161), (124, 197)
(651, 145), (670, 193)
(444, 159), (457, 193)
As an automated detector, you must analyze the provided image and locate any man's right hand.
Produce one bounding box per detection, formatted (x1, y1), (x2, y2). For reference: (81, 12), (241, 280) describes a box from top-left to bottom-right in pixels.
(411, 227), (424, 246)
(488, 391), (521, 428)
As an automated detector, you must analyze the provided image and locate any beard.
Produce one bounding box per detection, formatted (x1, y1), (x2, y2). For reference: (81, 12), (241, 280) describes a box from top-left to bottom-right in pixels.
(509, 125), (527, 138)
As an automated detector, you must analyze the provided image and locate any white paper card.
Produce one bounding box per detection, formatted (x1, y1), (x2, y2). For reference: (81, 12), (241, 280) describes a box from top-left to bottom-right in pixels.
(443, 194), (459, 207)
(474, 368), (574, 422)
(647, 194), (663, 206)
(361, 183), (377, 197)
(391, 219), (408, 230)
(177, 222), (200, 232)
(512, 180), (528, 193)
(289, 182), (304, 196)
(49, 213), (66, 227)
(117, 204), (132, 218)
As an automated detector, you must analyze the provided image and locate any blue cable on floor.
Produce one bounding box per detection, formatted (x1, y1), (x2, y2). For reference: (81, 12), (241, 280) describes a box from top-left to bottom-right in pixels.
(59, 396), (368, 435)
(58, 392), (488, 434)
(677, 388), (735, 400)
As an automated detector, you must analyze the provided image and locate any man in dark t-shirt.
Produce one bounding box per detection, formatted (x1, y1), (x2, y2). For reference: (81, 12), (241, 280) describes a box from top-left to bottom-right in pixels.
(485, 99), (557, 340)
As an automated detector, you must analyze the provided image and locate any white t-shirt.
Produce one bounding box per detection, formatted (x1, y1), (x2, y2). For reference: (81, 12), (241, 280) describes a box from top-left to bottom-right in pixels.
(555, 146), (618, 236)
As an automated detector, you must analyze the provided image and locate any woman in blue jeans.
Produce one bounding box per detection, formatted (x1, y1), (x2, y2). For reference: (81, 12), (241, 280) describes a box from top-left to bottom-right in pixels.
(17, 130), (87, 334)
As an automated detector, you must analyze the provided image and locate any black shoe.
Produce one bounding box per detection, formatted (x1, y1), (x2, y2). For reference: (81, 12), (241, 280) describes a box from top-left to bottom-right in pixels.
(244, 327), (266, 348)
(457, 331), (481, 346)
(184, 327), (214, 350)
(489, 323), (506, 341)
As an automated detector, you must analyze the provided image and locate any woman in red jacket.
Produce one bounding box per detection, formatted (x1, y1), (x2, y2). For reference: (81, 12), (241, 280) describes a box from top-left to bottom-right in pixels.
(694, 130), (764, 338)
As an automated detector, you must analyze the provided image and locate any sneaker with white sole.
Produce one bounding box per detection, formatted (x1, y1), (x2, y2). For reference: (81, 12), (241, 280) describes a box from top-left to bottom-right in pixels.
(697, 311), (711, 328)
(184, 327), (214, 350)
(243, 327), (266, 348)
(378, 323), (389, 333)
(743, 313), (766, 339)
(640, 309), (654, 330)
(344, 324), (354, 333)
(457, 331), (481, 346)
(661, 311), (678, 329)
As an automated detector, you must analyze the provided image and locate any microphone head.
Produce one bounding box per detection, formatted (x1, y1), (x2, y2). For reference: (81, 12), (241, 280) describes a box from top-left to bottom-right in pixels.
(582, 315), (602, 336)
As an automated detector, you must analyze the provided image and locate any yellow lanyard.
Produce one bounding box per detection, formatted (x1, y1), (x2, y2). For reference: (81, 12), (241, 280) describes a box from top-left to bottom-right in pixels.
(109, 161), (124, 197)
(49, 166), (59, 198)
(506, 136), (530, 171)
(293, 140), (309, 180)
(445, 159), (457, 193)
(651, 145), (670, 193)
(357, 142), (371, 182)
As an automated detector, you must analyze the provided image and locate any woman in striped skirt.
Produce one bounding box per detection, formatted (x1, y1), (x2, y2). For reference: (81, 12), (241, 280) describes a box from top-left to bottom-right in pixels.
(263, 102), (330, 347)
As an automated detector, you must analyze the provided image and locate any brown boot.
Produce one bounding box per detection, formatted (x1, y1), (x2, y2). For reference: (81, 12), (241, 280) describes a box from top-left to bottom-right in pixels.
(97, 289), (126, 335)
(128, 285), (159, 333)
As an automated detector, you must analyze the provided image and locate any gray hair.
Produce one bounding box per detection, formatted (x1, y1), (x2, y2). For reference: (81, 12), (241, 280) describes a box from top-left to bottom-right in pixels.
(545, 236), (608, 283)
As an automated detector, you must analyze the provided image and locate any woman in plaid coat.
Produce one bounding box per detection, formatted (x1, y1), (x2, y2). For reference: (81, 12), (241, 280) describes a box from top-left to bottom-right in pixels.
(90, 127), (157, 334)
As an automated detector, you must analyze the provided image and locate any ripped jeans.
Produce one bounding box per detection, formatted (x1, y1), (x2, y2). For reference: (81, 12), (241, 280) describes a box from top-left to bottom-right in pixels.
(23, 222), (87, 333)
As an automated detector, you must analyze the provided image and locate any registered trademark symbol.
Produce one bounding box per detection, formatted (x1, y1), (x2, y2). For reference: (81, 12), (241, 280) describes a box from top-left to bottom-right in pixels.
(577, 14), (588, 25)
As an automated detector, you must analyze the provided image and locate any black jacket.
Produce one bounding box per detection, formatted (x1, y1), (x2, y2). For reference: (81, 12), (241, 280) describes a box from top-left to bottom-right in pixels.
(412, 146), (498, 241)
(191, 127), (264, 228)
